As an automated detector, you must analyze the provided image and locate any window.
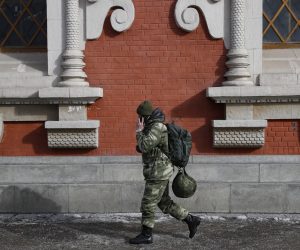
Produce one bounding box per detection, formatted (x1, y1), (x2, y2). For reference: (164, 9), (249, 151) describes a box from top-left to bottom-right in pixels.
(263, 0), (300, 48)
(0, 0), (47, 51)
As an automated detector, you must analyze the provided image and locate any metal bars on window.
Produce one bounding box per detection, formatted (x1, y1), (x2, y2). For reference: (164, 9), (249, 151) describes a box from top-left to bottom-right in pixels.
(0, 0), (47, 51)
(263, 0), (300, 48)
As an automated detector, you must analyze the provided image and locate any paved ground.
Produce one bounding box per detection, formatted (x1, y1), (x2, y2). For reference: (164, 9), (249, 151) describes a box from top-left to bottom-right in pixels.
(0, 213), (299, 250)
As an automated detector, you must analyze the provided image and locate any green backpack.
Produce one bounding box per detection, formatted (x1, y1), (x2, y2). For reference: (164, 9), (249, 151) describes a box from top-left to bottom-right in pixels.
(165, 123), (192, 168)
(164, 123), (196, 198)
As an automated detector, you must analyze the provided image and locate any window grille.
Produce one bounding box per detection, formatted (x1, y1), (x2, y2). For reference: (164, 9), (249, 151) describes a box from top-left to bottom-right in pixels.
(0, 0), (47, 51)
(263, 0), (300, 48)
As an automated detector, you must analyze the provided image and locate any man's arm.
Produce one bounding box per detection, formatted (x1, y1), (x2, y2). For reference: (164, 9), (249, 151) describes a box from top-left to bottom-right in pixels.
(136, 123), (162, 153)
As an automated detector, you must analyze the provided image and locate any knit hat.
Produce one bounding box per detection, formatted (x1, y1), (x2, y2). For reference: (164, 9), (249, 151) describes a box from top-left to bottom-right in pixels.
(136, 100), (153, 116)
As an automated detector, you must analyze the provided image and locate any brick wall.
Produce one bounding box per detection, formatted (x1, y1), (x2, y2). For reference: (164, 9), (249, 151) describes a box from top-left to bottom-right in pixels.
(85, 0), (226, 155)
(0, 1), (299, 156)
(264, 120), (300, 154)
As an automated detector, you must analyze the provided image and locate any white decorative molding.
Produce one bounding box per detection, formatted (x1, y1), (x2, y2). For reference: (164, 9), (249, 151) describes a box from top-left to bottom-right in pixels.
(213, 119), (266, 148)
(86, 0), (135, 40)
(45, 120), (100, 129)
(207, 86), (300, 103)
(47, 129), (98, 148)
(213, 127), (265, 148)
(0, 87), (102, 105)
(212, 119), (267, 128)
(223, 0), (253, 86)
(45, 120), (100, 148)
(175, 0), (224, 39)
(59, 0), (89, 87)
(39, 87), (103, 100)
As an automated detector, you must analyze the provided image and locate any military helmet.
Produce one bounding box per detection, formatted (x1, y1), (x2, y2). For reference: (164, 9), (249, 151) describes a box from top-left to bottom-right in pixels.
(172, 168), (197, 198)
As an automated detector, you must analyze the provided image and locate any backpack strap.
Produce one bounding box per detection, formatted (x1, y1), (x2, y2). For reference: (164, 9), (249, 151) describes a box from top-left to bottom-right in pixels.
(157, 123), (170, 158)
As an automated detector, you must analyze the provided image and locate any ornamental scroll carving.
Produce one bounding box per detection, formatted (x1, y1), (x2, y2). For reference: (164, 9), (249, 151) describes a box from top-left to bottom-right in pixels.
(86, 0), (135, 39)
(175, 0), (224, 39)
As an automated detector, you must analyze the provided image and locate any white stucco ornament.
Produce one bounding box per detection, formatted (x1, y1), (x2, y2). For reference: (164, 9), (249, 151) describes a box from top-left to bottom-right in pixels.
(175, 0), (224, 39)
(86, 0), (135, 39)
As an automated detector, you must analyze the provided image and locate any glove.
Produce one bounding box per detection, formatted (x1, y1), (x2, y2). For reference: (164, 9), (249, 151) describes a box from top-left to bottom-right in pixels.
(136, 145), (142, 153)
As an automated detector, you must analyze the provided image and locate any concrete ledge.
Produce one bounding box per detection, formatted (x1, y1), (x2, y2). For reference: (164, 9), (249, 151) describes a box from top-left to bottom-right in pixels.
(0, 164), (103, 184)
(287, 184), (300, 213)
(0, 183), (231, 213)
(212, 120), (267, 128)
(191, 155), (300, 164)
(188, 164), (259, 182)
(260, 164), (300, 182)
(39, 87), (103, 99)
(1, 155), (300, 165)
(39, 87), (103, 104)
(0, 87), (103, 104)
(0, 162), (260, 184)
(0, 185), (69, 213)
(172, 183), (231, 213)
(207, 86), (300, 103)
(45, 120), (100, 129)
(0, 156), (299, 213)
(231, 184), (286, 213)
(260, 73), (298, 86)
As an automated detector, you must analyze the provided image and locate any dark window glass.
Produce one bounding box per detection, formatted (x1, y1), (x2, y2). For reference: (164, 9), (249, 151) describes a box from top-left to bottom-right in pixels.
(289, 0), (300, 19)
(273, 6), (296, 39)
(264, 0), (282, 19)
(263, 0), (300, 46)
(0, 0), (47, 49)
(264, 27), (281, 43)
(289, 27), (300, 42)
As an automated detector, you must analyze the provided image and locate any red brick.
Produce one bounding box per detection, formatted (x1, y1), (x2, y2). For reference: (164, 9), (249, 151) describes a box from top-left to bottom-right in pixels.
(288, 142), (299, 147)
(273, 137), (282, 142)
(1, 2), (300, 156)
(271, 127), (288, 132)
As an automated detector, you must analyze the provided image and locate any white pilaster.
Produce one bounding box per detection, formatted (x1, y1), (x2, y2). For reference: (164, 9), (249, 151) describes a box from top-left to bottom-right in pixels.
(59, 0), (89, 87)
(223, 0), (253, 86)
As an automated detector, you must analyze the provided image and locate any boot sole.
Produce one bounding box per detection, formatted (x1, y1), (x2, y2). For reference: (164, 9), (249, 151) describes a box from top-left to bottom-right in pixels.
(129, 240), (153, 245)
(189, 219), (201, 239)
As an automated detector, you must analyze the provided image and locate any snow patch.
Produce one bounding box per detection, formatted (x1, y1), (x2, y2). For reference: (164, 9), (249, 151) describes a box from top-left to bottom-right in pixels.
(200, 215), (226, 221)
(236, 215), (247, 220)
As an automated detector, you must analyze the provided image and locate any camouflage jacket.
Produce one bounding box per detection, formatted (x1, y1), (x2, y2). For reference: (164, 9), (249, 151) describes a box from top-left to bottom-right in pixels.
(136, 108), (173, 180)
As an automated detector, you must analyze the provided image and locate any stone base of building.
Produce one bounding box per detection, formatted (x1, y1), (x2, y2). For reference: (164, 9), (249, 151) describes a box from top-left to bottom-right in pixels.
(0, 156), (299, 213)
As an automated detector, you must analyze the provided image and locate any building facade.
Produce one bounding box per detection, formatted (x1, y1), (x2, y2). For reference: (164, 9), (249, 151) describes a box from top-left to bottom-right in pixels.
(0, 0), (299, 213)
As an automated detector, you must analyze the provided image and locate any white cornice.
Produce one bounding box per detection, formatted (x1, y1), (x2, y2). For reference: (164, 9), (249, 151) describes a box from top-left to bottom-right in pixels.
(86, 0), (135, 40)
(175, 0), (224, 39)
(0, 87), (102, 105)
(207, 86), (300, 103)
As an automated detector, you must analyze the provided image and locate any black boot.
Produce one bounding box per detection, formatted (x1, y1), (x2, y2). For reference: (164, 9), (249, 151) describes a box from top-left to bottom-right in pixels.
(183, 214), (201, 239)
(129, 225), (153, 244)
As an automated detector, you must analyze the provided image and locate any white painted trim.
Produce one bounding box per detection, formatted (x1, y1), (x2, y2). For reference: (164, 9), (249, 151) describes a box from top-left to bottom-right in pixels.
(45, 120), (99, 129)
(212, 119), (267, 128)
(86, 0), (135, 40)
(174, 0), (224, 39)
(207, 86), (300, 103)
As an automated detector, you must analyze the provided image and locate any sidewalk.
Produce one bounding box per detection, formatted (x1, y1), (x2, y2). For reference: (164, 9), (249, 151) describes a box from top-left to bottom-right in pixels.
(0, 213), (299, 250)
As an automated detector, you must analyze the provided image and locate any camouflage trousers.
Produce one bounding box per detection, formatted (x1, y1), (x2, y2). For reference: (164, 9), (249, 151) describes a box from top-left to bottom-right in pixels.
(140, 180), (189, 229)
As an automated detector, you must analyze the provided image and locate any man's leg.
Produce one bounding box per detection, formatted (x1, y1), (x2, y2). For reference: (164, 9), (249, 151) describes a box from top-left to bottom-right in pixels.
(158, 181), (189, 220)
(140, 180), (169, 229)
(129, 180), (168, 244)
(158, 182), (201, 238)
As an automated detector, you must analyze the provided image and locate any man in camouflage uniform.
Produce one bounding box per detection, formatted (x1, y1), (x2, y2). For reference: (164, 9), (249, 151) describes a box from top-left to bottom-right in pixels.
(129, 100), (201, 245)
